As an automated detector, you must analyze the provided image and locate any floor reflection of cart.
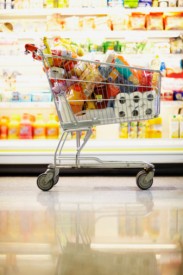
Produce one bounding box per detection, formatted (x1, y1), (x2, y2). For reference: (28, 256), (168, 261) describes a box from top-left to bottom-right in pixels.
(57, 244), (158, 275)
(25, 43), (161, 191)
(38, 191), (183, 275)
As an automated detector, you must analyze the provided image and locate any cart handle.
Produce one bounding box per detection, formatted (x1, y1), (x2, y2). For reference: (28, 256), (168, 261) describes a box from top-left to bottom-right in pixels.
(25, 44), (42, 60)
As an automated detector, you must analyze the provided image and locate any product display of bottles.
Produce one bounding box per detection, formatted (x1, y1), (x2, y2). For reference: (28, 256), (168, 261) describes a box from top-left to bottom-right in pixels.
(0, 113), (60, 139)
(119, 117), (163, 139)
(170, 114), (183, 138)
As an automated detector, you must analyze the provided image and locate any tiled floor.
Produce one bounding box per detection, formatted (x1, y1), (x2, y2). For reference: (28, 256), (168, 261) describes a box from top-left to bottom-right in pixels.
(0, 176), (183, 275)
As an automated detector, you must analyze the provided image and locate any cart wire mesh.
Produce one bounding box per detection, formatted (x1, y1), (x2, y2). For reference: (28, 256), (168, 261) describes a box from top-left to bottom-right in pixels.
(40, 52), (161, 131)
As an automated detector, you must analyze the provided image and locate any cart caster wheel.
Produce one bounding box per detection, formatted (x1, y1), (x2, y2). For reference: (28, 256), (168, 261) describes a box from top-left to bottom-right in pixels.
(37, 173), (54, 191)
(53, 175), (59, 185)
(136, 170), (154, 190)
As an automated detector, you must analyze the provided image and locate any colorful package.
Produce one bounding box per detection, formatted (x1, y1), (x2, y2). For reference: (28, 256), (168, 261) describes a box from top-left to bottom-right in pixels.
(164, 12), (183, 30)
(129, 13), (146, 30)
(146, 13), (164, 30)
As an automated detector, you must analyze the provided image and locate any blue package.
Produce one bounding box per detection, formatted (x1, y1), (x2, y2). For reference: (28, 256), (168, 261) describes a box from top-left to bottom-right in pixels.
(138, 0), (152, 6)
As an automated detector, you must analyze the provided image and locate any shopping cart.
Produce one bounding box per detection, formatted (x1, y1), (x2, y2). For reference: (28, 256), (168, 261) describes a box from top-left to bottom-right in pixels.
(25, 43), (161, 192)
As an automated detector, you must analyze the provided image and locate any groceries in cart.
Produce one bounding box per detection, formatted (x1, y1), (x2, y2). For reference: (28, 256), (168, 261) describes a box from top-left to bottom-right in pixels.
(25, 37), (161, 126)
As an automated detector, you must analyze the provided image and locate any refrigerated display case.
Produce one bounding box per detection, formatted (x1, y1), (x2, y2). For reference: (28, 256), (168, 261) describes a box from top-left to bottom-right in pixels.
(0, 4), (183, 172)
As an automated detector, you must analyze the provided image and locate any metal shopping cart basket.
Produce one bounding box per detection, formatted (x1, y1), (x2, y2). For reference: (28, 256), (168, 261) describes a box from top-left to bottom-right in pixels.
(25, 43), (161, 192)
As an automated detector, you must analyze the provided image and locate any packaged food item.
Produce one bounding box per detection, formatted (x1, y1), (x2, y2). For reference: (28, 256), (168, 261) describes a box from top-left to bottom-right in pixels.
(170, 37), (183, 54)
(178, 0), (183, 6)
(42, 37), (53, 67)
(0, 116), (9, 139)
(169, 0), (177, 6)
(160, 61), (166, 76)
(72, 61), (87, 77)
(8, 114), (20, 139)
(150, 55), (161, 86)
(123, 0), (139, 8)
(93, 84), (108, 109)
(148, 117), (162, 138)
(164, 13), (183, 30)
(129, 121), (138, 138)
(173, 91), (183, 101)
(152, 0), (159, 6)
(45, 0), (56, 8)
(67, 84), (86, 114)
(109, 14), (129, 31)
(57, 0), (69, 7)
(138, 121), (148, 138)
(33, 113), (46, 139)
(19, 113), (33, 139)
(146, 13), (164, 30)
(119, 122), (128, 139)
(31, 92), (52, 102)
(137, 70), (153, 92)
(79, 64), (103, 97)
(107, 0), (123, 6)
(115, 55), (139, 84)
(170, 115), (180, 138)
(94, 15), (109, 31)
(19, 93), (32, 102)
(158, 0), (168, 6)
(129, 13), (146, 30)
(164, 90), (173, 101)
(138, 0), (152, 6)
(180, 115), (183, 138)
(46, 113), (59, 139)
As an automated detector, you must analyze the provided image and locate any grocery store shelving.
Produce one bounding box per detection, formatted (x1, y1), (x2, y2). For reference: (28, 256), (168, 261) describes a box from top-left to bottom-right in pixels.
(0, 5), (183, 167)
(0, 7), (183, 16)
(0, 30), (182, 40)
(0, 138), (183, 164)
(0, 102), (53, 109)
(0, 100), (182, 109)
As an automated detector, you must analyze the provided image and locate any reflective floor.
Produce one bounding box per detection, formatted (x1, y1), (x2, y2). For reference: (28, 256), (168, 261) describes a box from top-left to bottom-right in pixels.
(0, 176), (183, 275)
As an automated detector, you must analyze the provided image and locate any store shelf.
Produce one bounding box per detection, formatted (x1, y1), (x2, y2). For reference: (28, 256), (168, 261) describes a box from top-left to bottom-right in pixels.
(0, 102), (54, 109)
(0, 30), (182, 40)
(0, 7), (183, 17)
(0, 139), (183, 164)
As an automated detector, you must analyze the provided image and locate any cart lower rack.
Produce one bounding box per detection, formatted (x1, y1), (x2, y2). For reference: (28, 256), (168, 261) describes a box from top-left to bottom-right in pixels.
(25, 43), (161, 191)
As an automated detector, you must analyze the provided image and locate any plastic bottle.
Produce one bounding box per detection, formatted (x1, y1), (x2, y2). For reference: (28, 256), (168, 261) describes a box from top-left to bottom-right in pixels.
(46, 113), (59, 139)
(138, 121), (147, 138)
(0, 116), (9, 139)
(8, 114), (20, 139)
(160, 61), (166, 77)
(19, 113), (33, 139)
(150, 55), (160, 70)
(119, 122), (128, 139)
(33, 113), (46, 139)
(129, 121), (138, 138)
(148, 117), (162, 138)
(150, 55), (161, 86)
(169, 115), (180, 138)
(180, 115), (183, 138)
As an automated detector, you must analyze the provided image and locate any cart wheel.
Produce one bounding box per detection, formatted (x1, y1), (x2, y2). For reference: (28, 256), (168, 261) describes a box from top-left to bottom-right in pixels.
(53, 174), (59, 185)
(136, 170), (153, 190)
(37, 173), (54, 191)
